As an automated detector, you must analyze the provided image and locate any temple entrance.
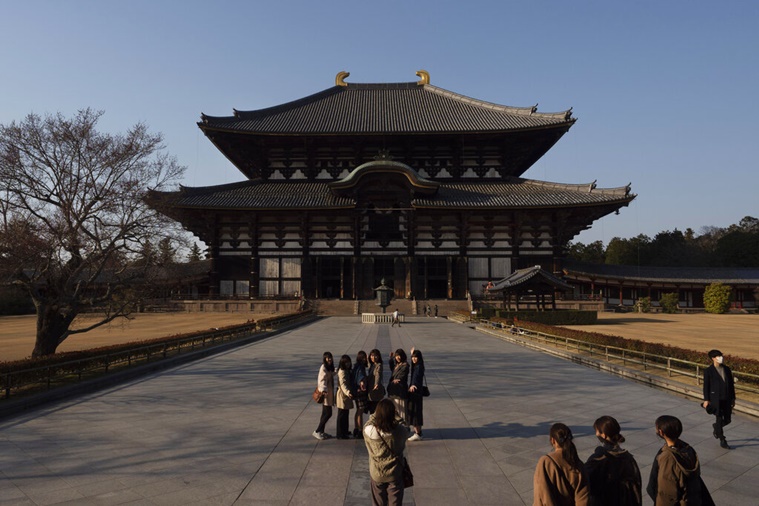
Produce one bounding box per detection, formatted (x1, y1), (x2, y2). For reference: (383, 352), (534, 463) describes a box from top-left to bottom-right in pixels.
(318, 257), (341, 298)
(373, 257), (396, 295)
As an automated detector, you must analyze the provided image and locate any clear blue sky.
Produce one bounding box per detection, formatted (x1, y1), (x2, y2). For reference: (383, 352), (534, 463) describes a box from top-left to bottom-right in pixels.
(2, 1), (757, 246)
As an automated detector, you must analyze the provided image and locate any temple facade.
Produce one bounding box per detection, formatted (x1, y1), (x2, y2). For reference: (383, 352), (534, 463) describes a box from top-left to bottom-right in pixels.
(152, 71), (635, 300)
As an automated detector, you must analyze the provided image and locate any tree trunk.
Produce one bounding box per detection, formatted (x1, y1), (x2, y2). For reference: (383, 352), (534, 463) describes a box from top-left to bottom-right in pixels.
(32, 303), (76, 357)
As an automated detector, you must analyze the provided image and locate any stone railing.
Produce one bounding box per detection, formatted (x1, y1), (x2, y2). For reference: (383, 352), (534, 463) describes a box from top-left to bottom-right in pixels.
(361, 313), (406, 324)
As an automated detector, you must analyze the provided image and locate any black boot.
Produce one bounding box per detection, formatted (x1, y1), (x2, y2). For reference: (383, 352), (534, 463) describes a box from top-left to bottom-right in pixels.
(713, 423), (719, 439)
(720, 438), (731, 449)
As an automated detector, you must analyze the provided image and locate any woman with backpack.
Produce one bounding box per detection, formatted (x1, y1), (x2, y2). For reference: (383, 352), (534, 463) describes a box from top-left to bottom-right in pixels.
(585, 416), (642, 505)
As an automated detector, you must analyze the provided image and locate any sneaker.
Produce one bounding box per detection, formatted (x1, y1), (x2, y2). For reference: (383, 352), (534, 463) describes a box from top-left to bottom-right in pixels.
(312, 431), (325, 440)
(408, 433), (423, 441)
(321, 433), (333, 439)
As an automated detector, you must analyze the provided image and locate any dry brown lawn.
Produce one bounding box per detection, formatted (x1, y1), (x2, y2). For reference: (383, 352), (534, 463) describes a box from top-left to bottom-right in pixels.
(1, 311), (756, 363)
(564, 312), (759, 360)
(0, 313), (269, 361)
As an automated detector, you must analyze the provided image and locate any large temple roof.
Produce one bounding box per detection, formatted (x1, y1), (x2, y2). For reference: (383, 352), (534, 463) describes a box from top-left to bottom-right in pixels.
(153, 177), (633, 211)
(199, 82), (574, 135)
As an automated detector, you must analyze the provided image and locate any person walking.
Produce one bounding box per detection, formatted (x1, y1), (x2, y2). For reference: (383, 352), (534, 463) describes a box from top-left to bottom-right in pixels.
(367, 348), (385, 413)
(387, 349), (409, 421)
(425, 304), (431, 317)
(363, 398), (411, 506)
(533, 423), (589, 506)
(335, 354), (354, 439)
(407, 348), (425, 441)
(646, 415), (714, 505)
(312, 352), (335, 440)
(434, 304), (438, 318)
(391, 308), (401, 327)
(585, 415), (642, 505)
(702, 349), (736, 449)
(353, 350), (369, 438)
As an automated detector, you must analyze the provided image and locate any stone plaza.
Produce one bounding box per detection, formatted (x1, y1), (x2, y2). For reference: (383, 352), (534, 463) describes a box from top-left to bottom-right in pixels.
(1, 317), (757, 505)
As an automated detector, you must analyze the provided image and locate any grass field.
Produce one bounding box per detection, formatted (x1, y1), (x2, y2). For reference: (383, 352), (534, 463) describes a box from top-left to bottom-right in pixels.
(1, 311), (756, 362)
(0, 313), (267, 361)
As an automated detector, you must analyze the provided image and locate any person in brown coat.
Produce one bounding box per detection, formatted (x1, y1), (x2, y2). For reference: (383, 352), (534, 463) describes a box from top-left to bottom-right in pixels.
(646, 415), (714, 506)
(533, 423), (589, 506)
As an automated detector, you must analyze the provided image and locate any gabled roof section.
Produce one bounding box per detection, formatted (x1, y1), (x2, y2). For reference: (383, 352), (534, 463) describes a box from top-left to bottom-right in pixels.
(329, 160), (439, 197)
(199, 82), (575, 135)
(490, 265), (574, 292)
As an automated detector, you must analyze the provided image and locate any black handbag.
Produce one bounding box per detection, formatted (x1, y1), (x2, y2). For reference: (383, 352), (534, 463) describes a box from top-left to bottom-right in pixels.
(422, 375), (430, 397)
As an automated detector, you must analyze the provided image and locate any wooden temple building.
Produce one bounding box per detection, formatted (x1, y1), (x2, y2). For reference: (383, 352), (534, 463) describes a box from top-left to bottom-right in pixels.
(151, 71), (635, 301)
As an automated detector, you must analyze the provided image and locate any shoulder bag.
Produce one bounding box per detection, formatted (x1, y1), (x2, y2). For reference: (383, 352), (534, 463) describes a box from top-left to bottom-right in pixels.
(379, 432), (414, 488)
(312, 388), (325, 403)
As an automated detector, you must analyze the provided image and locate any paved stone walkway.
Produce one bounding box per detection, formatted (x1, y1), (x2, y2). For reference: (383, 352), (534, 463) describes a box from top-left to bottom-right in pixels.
(1, 317), (757, 505)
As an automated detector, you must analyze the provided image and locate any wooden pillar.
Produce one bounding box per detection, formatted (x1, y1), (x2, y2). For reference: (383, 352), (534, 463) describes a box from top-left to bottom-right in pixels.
(405, 256), (413, 300)
(447, 256), (453, 299)
(339, 256), (345, 299)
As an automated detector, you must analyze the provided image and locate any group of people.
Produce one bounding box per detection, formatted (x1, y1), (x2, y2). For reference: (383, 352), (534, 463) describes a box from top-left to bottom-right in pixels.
(534, 414), (715, 505)
(313, 345), (735, 506)
(313, 347), (426, 442)
(534, 349), (735, 505)
(313, 347), (426, 505)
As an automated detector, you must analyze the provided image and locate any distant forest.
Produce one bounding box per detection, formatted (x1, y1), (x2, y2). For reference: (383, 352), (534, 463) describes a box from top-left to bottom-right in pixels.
(568, 216), (759, 267)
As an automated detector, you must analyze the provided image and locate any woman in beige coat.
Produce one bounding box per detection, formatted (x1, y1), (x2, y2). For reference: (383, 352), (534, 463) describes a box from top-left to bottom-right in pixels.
(534, 423), (589, 506)
(336, 354), (355, 439)
(313, 352), (335, 440)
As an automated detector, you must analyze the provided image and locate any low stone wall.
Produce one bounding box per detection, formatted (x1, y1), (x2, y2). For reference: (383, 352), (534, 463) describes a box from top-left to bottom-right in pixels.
(362, 313), (406, 324)
(176, 300), (300, 313)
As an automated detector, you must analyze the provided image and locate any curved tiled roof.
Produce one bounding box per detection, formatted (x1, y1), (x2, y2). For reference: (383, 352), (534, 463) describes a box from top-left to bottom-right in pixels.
(563, 260), (759, 284)
(491, 265), (573, 291)
(158, 177), (633, 211)
(199, 82), (574, 135)
(415, 179), (632, 209)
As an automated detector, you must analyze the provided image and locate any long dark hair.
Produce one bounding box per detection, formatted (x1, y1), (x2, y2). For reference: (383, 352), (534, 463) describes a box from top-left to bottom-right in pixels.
(369, 349), (382, 364)
(594, 415), (625, 445)
(356, 350), (368, 367)
(338, 354), (352, 371)
(550, 423), (582, 469)
(373, 398), (398, 434)
(395, 348), (407, 363)
(322, 351), (334, 372)
(410, 349), (424, 367)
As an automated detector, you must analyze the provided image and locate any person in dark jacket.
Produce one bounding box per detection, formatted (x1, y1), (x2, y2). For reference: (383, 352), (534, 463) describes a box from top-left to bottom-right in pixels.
(585, 415), (642, 505)
(406, 348), (425, 441)
(702, 349), (736, 449)
(646, 415), (714, 506)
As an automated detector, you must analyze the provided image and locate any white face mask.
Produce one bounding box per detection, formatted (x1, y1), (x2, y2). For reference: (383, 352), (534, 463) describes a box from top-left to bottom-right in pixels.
(716, 356), (724, 365)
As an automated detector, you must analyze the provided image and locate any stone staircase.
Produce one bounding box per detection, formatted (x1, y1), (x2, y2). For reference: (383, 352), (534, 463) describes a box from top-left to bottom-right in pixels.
(310, 298), (469, 317)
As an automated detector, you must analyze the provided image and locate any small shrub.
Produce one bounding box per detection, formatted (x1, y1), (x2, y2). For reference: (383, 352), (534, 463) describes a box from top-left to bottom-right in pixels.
(636, 297), (651, 313)
(704, 283), (731, 314)
(659, 293), (679, 313)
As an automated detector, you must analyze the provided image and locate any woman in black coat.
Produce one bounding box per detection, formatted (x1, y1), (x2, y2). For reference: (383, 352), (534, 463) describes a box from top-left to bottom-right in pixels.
(406, 348), (425, 441)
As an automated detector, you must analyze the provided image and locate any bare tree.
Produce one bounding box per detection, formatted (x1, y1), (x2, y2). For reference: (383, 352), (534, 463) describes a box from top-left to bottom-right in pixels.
(0, 109), (185, 357)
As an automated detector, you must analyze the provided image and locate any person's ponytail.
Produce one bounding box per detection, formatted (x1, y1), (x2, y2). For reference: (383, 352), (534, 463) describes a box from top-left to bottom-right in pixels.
(550, 423), (582, 470)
